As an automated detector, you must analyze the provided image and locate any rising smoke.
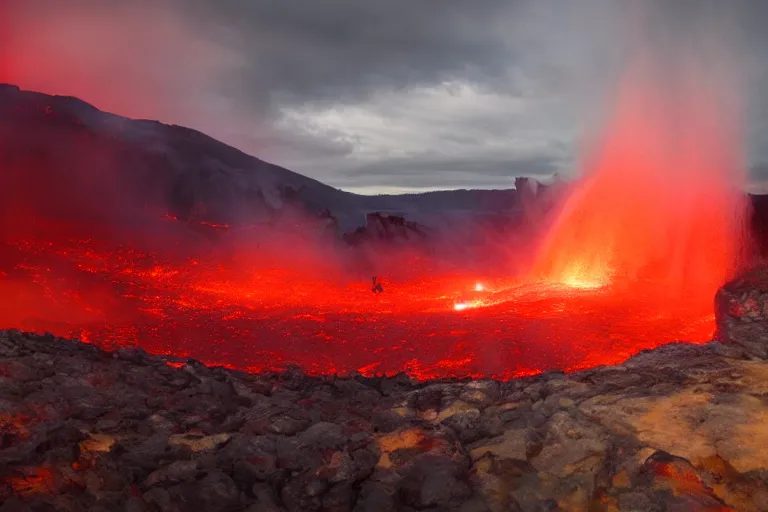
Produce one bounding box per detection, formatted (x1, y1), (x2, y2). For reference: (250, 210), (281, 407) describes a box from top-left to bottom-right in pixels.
(1, 0), (250, 145)
(531, 1), (753, 305)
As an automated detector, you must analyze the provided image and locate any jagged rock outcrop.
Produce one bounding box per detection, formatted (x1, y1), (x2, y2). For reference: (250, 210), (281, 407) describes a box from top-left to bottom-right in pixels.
(715, 265), (768, 358)
(342, 213), (429, 247)
(515, 176), (566, 224)
(3, 330), (768, 511)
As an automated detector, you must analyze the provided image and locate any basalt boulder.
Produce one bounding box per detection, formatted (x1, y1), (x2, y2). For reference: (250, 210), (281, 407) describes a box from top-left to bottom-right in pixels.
(715, 265), (768, 358)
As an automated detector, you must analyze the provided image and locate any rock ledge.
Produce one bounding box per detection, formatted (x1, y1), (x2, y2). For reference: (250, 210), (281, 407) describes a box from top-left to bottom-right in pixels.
(2, 330), (768, 511)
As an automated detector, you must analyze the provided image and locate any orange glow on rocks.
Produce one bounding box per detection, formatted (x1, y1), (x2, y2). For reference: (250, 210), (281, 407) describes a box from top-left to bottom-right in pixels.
(0, 413), (32, 442)
(5, 465), (57, 497)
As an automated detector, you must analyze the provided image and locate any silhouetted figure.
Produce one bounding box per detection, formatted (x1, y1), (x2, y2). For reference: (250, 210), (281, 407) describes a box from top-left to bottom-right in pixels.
(371, 276), (384, 294)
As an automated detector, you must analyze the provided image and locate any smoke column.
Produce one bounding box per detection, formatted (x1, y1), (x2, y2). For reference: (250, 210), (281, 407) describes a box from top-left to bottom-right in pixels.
(531, 9), (751, 306)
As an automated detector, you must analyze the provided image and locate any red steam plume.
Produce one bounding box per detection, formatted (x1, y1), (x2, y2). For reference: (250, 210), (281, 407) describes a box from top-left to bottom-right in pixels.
(1, 1), (244, 132)
(531, 54), (751, 309)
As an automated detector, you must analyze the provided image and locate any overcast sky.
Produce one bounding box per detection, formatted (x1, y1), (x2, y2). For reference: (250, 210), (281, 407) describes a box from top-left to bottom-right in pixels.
(5, 0), (768, 194)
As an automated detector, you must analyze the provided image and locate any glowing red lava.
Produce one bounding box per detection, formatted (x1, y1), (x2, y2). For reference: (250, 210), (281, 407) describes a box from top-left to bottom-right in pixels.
(0, 225), (718, 380)
(0, 58), (750, 380)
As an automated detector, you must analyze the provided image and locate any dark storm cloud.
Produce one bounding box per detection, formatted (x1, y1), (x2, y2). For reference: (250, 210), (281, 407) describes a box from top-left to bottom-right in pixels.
(183, 0), (521, 109)
(160, 0), (604, 189)
(182, 0), (768, 190)
(8, 0), (768, 192)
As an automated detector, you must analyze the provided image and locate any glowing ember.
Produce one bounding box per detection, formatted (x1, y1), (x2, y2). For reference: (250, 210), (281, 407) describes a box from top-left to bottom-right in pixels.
(5, 465), (57, 496)
(0, 413), (31, 441)
(560, 275), (607, 291)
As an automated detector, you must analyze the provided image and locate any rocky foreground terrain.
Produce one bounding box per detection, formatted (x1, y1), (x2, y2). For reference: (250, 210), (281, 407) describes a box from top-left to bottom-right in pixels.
(4, 266), (768, 512)
(1, 309), (768, 512)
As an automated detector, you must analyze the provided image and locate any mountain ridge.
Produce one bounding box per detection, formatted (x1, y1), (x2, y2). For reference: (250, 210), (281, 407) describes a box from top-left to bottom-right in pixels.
(0, 84), (535, 234)
(5, 83), (767, 253)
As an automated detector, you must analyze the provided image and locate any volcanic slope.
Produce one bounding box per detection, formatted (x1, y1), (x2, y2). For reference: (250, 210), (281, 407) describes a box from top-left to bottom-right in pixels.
(4, 83), (768, 239)
(0, 83), (525, 234)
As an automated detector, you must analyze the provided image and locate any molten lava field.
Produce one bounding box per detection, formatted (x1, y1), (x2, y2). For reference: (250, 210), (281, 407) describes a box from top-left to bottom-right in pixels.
(0, 55), (747, 381)
(0, 228), (717, 381)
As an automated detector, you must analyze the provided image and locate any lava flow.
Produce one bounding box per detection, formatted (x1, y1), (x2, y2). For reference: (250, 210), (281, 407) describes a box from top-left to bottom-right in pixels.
(0, 215), (722, 380)
(0, 49), (751, 380)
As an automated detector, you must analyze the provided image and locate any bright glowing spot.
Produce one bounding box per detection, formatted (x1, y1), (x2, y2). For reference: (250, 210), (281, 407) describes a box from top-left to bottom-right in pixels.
(563, 279), (604, 290)
(561, 274), (608, 290)
(454, 302), (468, 311)
(474, 283), (485, 292)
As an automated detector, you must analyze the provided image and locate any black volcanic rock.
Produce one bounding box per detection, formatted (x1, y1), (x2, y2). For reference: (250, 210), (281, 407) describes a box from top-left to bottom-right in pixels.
(715, 265), (768, 358)
(342, 213), (429, 246)
(750, 194), (768, 256)
(3, 330), (768, 510)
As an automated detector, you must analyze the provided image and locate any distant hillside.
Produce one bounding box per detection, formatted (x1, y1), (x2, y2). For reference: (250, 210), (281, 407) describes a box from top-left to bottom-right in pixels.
(5, 83), (767, 256)
(0, 84), (532, 234)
